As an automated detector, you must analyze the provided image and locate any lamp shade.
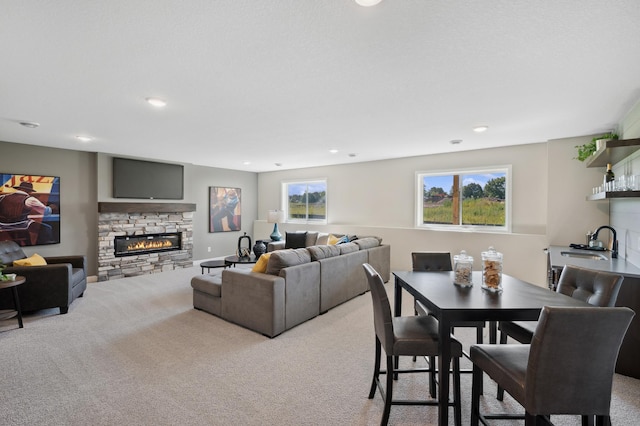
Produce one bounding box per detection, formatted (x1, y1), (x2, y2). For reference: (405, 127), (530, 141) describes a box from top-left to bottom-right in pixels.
(267, 210), (285, 224)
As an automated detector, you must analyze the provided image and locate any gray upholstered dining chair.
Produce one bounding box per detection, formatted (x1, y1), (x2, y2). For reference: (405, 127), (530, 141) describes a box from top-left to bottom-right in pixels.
(496, 264), (624, 400)
(363, 263), (462, 426)
(471, 305), (634, 426)
(412, 251), (486, 344)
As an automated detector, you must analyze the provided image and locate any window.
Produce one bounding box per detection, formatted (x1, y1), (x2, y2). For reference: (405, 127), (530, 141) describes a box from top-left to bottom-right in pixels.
(416, 167), (510, 231)
(282, 179), (327, 223)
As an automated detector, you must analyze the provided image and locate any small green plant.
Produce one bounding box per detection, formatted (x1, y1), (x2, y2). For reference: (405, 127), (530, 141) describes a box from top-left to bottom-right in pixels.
(574, 133), (619, 162)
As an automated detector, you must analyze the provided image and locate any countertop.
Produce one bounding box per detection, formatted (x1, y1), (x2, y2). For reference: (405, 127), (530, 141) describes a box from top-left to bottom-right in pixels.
(548, 245), (640, 278)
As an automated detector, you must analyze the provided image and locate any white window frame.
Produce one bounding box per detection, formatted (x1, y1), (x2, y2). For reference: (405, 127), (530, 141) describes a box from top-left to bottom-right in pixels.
(415, 165), (512, 233)
(281, 178), (328, 224)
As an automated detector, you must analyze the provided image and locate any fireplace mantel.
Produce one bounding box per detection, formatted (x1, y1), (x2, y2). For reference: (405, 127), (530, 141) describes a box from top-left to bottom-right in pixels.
(98, 202), (196, 213)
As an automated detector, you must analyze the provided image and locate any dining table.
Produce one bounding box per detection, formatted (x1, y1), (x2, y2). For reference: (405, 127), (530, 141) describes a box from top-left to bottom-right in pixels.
(392, 270), (591, 426)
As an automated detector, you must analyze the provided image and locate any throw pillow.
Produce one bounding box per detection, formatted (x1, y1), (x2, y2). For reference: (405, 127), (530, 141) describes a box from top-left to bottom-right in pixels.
(336, 235), (350, 244)
(327, 234), (341, 245)
(285, 232), (307, 249)
(13, 253), (47, 266)
(251, 252), (271, 273)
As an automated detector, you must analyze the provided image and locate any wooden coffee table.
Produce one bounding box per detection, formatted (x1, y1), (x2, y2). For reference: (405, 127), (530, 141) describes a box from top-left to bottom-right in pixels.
(0, 276), (26, 329)
(224, 255), (257, 268)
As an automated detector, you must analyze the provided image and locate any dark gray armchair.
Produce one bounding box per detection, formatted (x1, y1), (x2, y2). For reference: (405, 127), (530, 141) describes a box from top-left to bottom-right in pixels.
(0, 240), (87, 314)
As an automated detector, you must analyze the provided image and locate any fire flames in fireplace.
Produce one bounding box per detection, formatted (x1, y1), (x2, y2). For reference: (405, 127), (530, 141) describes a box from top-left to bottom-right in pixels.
(114, 233), (181, 257)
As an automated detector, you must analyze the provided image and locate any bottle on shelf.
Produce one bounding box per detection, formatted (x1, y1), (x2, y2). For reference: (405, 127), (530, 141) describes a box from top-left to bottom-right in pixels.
(604, 163), (615, 191)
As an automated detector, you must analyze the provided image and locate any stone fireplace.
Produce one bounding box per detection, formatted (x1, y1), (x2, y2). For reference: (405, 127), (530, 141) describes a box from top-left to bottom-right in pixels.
(98, 202), (196, 281)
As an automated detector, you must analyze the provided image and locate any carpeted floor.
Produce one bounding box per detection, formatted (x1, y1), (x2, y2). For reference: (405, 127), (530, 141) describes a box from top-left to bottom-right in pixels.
(1, 266), (638, 425)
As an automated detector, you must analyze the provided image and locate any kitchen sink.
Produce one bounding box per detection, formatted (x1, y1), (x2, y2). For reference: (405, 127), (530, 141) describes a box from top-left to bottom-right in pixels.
(560, 251), (607, 260)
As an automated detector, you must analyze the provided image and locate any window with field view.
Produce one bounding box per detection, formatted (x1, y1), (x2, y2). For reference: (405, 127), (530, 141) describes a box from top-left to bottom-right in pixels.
(283, 180), (327, 222)
(417, 168), (510, 231)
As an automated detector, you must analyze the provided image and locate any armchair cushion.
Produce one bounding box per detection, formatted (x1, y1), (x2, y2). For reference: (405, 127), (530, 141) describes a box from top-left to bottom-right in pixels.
(12, 253), (47, 266)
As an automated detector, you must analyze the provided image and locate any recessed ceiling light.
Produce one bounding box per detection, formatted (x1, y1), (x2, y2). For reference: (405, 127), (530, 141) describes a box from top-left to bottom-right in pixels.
(76, 135), (93, 142)
(329, 149), (339, 154)
(473, 125), (489, 133)
(450, 139), (463, 145)
(19, 121), (39, 128)
(145, 97), (167, 108)
(355, 0), (383, 6)
(274, 163), (282, 167)
(243, 161), (251, 165)
(348, 153), (357, 157)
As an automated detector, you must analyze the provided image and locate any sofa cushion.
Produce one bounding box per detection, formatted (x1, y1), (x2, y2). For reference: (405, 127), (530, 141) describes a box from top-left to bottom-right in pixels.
(305, 231), (319, 247)
(266, 248), (311, 275)
(339, 242), (359, 254)
(251, 252), (272, 273)
(307, 245), (341, 261)
(13, 253), (47, 266)
(285, 232), (308, 249)
(191, 274), (222, 297)
(354, 237), (381, 250)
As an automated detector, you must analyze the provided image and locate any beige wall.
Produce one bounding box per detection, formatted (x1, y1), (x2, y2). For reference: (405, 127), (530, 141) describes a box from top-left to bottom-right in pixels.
(257, 141), (609, 287)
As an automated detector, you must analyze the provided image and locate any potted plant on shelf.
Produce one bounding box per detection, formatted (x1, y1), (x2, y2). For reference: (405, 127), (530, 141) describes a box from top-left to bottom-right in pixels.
(574, 132), (619, 161)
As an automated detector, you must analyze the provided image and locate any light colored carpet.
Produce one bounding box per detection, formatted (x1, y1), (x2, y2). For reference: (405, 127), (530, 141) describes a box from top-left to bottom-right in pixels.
(1, 266), (638, 425)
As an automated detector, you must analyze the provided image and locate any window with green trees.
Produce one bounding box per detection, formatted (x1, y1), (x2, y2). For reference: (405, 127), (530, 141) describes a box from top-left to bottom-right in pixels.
(283, 180), (327, 222)
(417, 167), (510, 231)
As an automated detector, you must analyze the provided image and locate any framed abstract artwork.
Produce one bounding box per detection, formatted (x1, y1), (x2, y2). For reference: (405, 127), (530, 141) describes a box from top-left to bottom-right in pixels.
(209, 187), (241, 232)
(0, 173), (61, 246)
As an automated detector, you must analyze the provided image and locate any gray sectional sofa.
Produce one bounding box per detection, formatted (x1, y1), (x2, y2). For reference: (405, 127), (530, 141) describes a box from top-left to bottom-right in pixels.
(191, 236), (390, 337)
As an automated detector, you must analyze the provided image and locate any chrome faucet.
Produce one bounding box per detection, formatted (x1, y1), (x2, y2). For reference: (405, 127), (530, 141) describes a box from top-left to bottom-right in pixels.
(591, 225), (618, 258)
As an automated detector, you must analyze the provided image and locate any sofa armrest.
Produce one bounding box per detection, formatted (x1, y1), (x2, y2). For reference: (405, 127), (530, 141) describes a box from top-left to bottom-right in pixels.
(2, 264), (73, 311)
(221, 269), (286, 337)
(44, 255), (87, 271)
(267, 241), (286, 252)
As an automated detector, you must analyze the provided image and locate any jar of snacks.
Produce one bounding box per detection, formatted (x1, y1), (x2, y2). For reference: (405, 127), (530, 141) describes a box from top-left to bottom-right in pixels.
(453, 250), (473, 287)
(481, 246), (503, 292)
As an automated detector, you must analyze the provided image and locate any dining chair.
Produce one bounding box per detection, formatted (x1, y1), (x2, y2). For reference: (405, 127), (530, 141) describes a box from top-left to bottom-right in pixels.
(496, 264), (624, 400)
(412, 252), (486, 345)
(471, 305), (634, 426)
(363, 263), (462, 426)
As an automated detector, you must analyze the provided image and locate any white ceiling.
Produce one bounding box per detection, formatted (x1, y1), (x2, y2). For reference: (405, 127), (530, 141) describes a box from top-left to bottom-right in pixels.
(2, 0), (640, 172)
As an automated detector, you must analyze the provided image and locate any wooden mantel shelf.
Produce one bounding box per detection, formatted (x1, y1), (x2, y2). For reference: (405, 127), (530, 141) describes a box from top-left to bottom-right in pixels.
(98, 202), (196, 213)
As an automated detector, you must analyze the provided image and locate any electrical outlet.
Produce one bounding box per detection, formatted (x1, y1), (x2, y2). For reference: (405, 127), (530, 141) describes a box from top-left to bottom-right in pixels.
(207, 247), (211, 252)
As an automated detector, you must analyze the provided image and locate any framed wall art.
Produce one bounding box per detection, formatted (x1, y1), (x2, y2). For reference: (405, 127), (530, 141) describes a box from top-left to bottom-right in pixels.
(209, 187), (241, 232)
(0, 173), (61, 246)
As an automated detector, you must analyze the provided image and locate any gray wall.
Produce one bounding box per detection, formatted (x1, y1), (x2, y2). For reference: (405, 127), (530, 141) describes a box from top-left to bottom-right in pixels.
(96, 153), (259, 266)
(0, 141), (98, 273)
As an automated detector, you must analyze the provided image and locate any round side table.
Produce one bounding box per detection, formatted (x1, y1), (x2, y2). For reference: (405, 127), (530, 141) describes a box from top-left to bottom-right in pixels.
(0, 276), (26, 329)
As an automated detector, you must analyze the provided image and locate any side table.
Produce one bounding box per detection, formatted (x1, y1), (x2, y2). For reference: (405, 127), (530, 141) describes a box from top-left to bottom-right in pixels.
(0, 276), (26, 329)
(224, 255), (257, 268)
(200, 259), (228, 274)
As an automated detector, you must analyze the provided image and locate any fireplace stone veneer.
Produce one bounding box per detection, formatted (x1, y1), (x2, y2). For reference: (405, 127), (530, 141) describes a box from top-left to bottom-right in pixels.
(98, 203), (195, 281)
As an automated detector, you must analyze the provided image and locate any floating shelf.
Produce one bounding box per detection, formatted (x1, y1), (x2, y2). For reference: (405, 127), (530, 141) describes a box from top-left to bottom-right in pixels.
(585, 138), (640, 168)
(587, 191), (640, 201)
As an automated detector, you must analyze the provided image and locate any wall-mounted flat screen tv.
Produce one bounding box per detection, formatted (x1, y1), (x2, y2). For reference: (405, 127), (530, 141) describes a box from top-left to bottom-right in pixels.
(113, 158), (184, 200)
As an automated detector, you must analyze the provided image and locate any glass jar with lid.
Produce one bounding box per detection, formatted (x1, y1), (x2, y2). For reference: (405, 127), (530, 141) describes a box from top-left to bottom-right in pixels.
(481, 246), (503, 292)
(453, 250), (473, 287)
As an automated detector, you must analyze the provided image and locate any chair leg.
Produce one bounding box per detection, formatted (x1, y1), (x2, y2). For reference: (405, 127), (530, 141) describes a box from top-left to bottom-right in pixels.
(595, 415), (610, 426)
(476, 326), (484, 395)
(453, 356), (462, 426)
(382, 355), (394, 426)
(582, 415), (595, 426)
(471, 364), (482, 426)
(429, 355), (437, 398)
(496, 330), (508, 401)
(369, 337), (382, 399)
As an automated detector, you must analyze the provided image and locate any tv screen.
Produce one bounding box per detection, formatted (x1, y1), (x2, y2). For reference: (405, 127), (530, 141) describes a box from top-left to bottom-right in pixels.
(113, 158), (184, 200)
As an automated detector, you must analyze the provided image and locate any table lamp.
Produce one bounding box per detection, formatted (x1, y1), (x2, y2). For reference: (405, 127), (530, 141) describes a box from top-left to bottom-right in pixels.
(267, 209), (285, 241)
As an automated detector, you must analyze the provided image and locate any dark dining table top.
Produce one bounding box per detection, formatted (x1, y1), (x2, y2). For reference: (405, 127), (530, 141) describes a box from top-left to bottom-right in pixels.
(393, 270), (590, 322)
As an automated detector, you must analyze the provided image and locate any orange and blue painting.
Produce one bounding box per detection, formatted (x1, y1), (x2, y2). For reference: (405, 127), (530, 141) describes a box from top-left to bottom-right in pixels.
(0, 173), (60, 246)
(209, 187), (241, 233)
